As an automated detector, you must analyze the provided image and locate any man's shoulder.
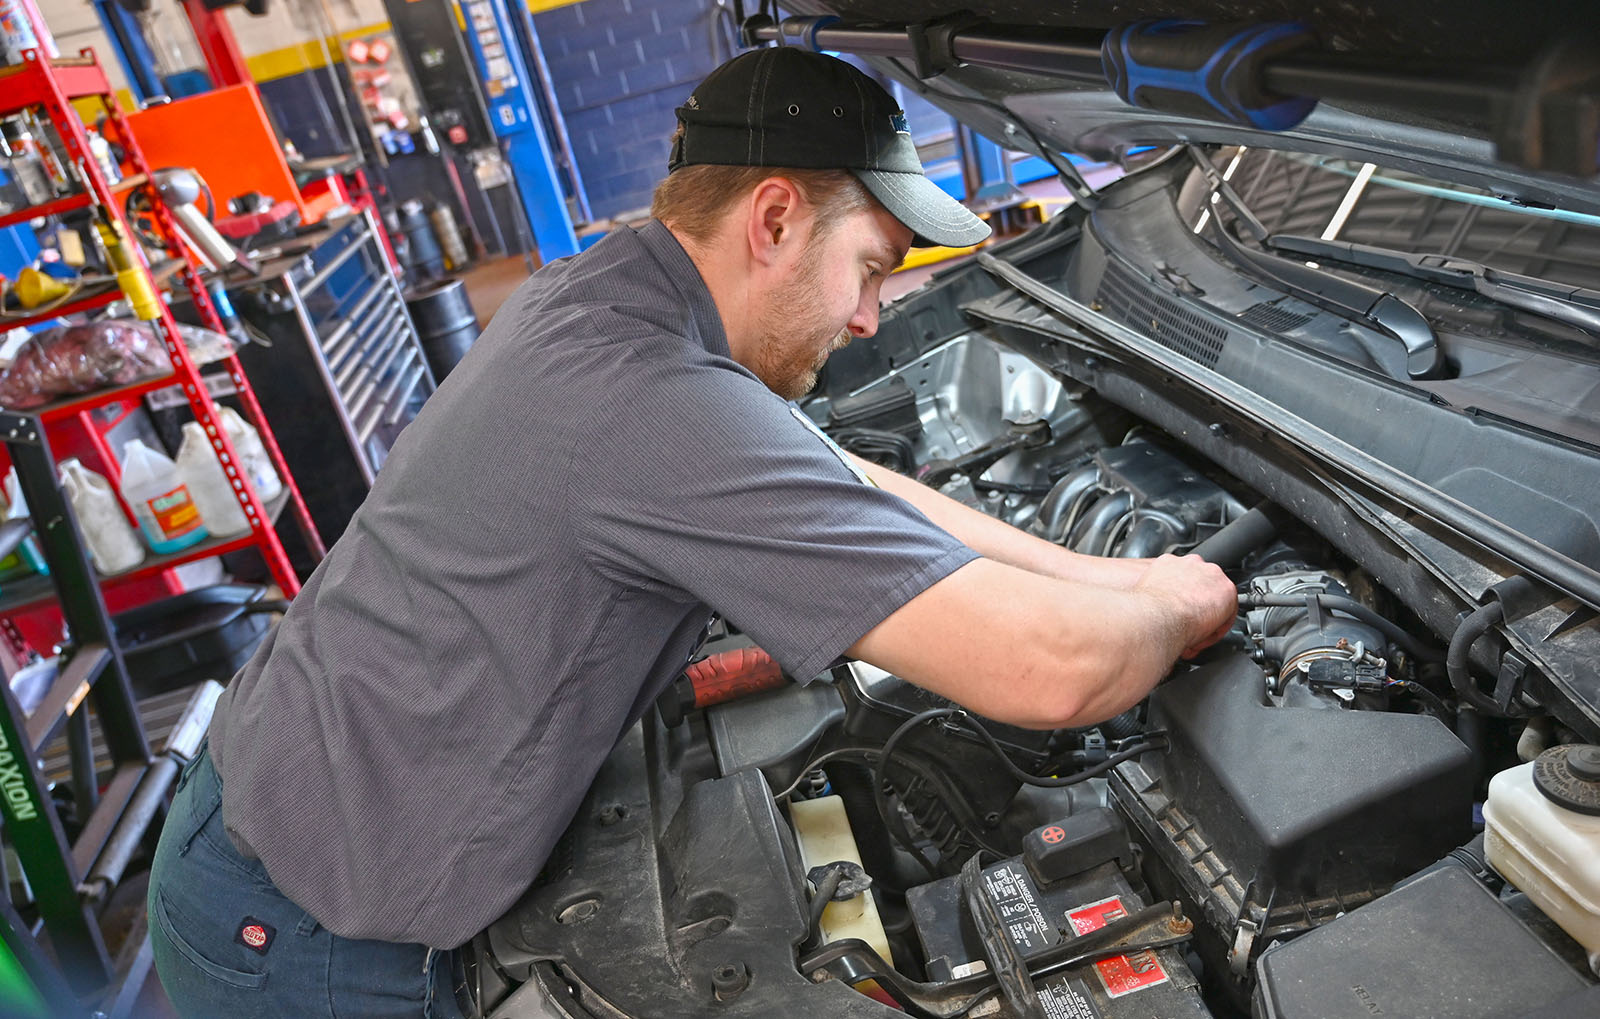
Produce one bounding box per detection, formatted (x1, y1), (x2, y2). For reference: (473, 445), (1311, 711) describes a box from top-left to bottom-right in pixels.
(506, 230), (704, 351)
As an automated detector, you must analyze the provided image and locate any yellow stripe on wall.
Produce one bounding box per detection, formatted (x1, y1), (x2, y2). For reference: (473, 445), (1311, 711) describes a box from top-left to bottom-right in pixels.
(245, 21), (392, 83)
(245, 0), (586, 84)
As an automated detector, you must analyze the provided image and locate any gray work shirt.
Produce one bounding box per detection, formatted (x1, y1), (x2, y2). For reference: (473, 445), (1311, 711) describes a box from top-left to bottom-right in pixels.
(208, 219), (978, 948)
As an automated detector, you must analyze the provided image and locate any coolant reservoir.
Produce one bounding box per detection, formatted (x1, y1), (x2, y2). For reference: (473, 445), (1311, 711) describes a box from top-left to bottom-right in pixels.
(1483, 744), (1600, 974)
(788, 795), (893, 963)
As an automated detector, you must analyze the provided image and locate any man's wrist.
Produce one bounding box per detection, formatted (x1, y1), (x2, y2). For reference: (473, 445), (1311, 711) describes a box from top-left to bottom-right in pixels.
(1046, 546), (1148, 589)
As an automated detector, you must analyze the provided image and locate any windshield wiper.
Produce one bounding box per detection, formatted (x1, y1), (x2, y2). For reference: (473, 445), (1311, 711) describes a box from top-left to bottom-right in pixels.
(1265, 235), (1600, 337)
(1183, 146), (1444, 380)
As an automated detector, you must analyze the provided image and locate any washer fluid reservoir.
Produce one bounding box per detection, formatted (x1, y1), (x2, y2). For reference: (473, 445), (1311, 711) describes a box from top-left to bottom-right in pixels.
(1483, 744), (1600, 975)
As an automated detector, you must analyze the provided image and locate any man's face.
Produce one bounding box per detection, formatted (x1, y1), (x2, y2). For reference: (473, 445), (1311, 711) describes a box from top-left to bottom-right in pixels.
(749, 202), (913, 401)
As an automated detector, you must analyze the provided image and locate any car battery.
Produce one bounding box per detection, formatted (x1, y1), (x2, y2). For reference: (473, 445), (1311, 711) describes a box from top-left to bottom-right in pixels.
(907, 808), (1207, 1018)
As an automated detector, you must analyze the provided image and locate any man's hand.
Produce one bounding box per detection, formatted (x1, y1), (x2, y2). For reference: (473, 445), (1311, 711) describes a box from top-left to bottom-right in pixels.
(1133, 554), (1239, 659)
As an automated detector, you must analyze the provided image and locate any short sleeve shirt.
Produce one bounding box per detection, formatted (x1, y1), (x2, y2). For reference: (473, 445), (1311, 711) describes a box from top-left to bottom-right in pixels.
(207, 219), (978, 948)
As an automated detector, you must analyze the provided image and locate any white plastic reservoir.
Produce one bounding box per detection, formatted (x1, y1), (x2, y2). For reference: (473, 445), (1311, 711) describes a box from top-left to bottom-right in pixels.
(1483, 744), (1600, 975)
(789, 795), (893, 963)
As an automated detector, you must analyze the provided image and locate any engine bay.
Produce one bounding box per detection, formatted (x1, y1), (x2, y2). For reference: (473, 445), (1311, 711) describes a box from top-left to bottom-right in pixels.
(468, 321), (1599, 1017)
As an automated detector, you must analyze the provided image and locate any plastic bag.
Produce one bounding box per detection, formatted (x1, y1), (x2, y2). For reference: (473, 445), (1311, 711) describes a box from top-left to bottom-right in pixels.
(175, 322), (240, 366)
(0, 319), (167, 409)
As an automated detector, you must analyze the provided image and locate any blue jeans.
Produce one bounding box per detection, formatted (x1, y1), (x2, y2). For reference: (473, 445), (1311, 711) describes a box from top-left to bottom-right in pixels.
(148, 745), (467, 1018)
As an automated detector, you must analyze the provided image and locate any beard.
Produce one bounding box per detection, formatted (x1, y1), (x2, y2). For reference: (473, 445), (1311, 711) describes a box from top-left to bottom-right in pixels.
(748, 242), (853, 401)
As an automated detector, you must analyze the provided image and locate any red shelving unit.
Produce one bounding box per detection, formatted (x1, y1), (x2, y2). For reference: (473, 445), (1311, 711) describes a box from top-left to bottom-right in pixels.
(0, 49), (325, 622)
(0, 171), (147, 232)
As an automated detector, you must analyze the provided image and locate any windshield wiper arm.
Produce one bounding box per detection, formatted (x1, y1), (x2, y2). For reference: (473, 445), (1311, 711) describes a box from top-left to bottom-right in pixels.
(1267, 234), (1600, 336)
(1184, 147), (1444, 380)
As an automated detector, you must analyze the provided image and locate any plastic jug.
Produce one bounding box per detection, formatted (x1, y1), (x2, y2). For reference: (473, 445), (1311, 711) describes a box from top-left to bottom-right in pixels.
(59, 459), (144, 573)
(220, 407), (282, 502)
(176, 423), (250, 537)
(119, 438), (208, 554)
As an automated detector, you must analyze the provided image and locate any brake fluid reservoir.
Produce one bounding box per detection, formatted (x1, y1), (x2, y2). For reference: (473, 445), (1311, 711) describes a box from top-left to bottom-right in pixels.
(788, 795), (892, 963)
(1483, 744), (1600, 974)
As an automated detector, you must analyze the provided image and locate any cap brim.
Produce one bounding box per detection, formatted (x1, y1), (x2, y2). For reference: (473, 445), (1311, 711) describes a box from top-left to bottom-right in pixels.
(852, 169), (992, 249)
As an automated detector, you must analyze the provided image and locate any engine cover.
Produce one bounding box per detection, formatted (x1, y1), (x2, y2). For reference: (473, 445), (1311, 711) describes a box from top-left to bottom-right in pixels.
(1110, 653), (1474, 980)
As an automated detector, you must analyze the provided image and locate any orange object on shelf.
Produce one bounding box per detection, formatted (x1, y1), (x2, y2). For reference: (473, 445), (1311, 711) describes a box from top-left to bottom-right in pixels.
(299, 171), (351, 221)
(122, 85), (329, 225)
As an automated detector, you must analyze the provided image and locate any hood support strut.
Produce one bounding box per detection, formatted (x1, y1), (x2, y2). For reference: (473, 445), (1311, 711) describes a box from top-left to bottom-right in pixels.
(739, 13), (1598, 175)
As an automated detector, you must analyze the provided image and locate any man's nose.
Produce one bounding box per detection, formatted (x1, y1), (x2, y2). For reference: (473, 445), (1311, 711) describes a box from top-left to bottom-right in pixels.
(848, 296), (880, 338)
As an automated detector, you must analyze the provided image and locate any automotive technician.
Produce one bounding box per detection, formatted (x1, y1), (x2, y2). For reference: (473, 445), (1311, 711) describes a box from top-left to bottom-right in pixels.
(147, 48), (1237, 1017)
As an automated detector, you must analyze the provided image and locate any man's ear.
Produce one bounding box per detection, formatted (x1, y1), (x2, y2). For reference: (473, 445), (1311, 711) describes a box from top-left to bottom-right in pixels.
(745, 177), (807, 268)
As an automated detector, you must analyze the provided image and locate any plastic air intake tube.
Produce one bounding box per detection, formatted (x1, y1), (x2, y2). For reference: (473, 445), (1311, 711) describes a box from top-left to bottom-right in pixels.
(1190, 502), (1280, 567)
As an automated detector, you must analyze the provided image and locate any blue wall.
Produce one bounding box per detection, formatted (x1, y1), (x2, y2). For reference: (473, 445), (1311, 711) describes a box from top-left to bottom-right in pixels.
(532, 0), (723, 221)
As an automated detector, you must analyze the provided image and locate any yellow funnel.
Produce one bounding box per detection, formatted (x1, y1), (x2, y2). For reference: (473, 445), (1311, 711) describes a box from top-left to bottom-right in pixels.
(16, 267), (70, 309)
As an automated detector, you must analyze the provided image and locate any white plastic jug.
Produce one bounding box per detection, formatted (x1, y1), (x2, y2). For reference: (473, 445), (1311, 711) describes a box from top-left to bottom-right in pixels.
(119, 438), (208, 554)
(3, 467), (27, 520)
(176, 423), (250, 537)
(220, 407), (282, 502)
(59, 458), (144, 573)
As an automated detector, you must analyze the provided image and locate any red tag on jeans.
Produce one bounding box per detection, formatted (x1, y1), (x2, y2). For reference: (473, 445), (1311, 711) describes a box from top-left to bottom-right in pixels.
(236, 917), (276, 955)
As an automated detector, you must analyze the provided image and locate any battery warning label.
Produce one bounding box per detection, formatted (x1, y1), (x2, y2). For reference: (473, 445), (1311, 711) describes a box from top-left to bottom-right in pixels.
(982, 862), (1053, 952)
(951, 962), (1102, 1019)
(1037, 979), (1104, 1019)
(1066, 896), (1170, 998)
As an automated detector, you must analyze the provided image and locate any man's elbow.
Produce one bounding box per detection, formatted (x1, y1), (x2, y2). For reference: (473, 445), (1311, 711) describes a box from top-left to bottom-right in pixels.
(1017, 692), (1092, 731)
(991, 645), (1108, 730)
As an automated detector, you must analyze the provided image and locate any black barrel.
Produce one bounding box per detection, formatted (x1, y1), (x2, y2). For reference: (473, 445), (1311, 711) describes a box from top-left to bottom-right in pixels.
(397, 199), (444, 279)
(406, 277), (480, 381)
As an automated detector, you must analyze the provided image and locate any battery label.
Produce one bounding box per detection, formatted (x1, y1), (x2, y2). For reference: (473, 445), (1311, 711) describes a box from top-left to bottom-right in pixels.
(1065, 896), (1170, 998)
(1038, 979), (1104, 1019)
(983, 862), (1054, 952)
(949, 963), (1102, 1019)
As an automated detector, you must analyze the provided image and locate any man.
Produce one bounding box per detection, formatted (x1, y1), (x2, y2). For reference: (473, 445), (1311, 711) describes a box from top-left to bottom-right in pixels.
(148, 47), (1236, 1016)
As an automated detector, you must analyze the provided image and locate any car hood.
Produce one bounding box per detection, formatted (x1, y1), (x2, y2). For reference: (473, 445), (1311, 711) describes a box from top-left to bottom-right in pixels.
(784, 0), (1600, 213)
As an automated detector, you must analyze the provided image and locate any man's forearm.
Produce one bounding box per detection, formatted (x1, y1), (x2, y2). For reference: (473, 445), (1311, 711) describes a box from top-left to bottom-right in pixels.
(851, 453), (1150, 589)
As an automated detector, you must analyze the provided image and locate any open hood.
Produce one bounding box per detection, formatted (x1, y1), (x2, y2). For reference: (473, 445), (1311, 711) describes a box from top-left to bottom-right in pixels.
(767, 1), (1600, 213)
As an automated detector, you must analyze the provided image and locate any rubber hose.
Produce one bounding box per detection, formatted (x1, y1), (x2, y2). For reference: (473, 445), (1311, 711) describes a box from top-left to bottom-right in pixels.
(1099, 710), (1142, 742)
(807, 868), (845, 943)
(1455, 705), (1486, 783)
(1446, 601), (1506, 714)
(1244, 593), (1443, 663)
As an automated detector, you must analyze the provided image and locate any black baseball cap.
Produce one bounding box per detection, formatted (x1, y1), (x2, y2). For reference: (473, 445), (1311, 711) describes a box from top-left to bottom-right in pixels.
(668, 47), (992, 249)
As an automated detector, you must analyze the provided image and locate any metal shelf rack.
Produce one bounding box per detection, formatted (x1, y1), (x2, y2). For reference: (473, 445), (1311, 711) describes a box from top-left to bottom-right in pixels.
(0, 49), (328, 1012)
